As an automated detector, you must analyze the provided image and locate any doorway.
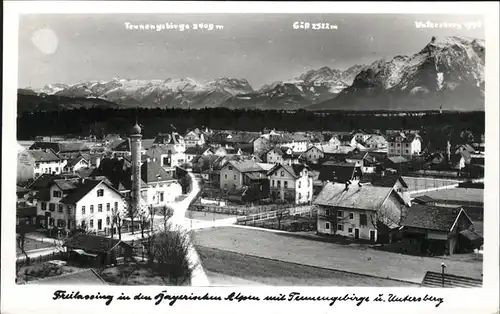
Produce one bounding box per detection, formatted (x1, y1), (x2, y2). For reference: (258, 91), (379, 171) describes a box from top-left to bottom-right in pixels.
(370, 230), (376, 242)
(354, 228), (360, 239)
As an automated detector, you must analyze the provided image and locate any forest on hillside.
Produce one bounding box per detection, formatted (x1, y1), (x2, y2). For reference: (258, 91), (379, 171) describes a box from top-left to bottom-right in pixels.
(16, 108), (485, 147)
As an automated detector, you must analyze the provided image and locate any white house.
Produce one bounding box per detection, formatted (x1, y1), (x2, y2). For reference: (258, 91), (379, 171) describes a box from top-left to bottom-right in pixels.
(387, 133), (422, 157)
(364, 135), (388, 149)
(34, 177), (125, 234)
(267, 164), (313, 204)
(17, 149), (67, 183)
(63, 156), (90, 173)
(184, 129), (206, 147)
(314, 176), (411, 242)
(345, 151), (378, 173)
(140, 160), (183, 206)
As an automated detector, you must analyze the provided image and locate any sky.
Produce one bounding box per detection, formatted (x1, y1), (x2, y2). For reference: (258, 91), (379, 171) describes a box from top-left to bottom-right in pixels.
(18, 13), (484, 90)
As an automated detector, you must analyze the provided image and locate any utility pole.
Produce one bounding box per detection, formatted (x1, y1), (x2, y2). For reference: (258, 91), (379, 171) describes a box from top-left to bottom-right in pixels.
(441, 263), (447, 288)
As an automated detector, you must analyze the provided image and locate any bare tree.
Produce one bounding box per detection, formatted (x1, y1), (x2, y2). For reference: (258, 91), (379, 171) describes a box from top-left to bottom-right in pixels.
(124, 196), (139, 235)
(159, 205), (173, 232)
(16, 224), (30, 262)
(137, 204), (151, 241)
(110, 204), (126, 240)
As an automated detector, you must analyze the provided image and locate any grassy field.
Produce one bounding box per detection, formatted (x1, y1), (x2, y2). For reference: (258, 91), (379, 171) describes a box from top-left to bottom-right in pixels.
(193, 227), (483, 283)
(16, 238), (56, 255)
(402, 176), (460, 192)
(197, 246), (417, 286)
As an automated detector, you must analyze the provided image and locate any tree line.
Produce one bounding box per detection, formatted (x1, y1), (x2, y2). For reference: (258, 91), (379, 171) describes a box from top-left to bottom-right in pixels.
(17, 107), (484, 144)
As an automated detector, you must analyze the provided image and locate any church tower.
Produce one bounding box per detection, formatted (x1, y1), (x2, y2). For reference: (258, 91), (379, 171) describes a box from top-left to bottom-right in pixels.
(130, 123), (142, 214)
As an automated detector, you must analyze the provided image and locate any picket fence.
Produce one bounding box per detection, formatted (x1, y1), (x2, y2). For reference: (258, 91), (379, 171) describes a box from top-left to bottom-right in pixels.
(236, 205), (316, 224)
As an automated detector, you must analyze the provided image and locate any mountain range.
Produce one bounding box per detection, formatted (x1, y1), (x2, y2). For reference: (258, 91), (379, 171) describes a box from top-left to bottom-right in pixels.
(19, 36), (484, 112)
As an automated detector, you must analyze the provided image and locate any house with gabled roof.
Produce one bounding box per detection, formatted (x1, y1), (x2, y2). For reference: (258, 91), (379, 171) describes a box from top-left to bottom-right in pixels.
(399, 204), (479, 255)
(318, 162), (362, 184)
(267, 164), (313, 204)
(18, 149), (67, 183)
(63, 156), (90, 174)
(219, 160), (267, 191)
(64, 233), (133, 266)
(301, 145), (325, 165)
(265, 146), (301, 165)
(364, 134), (388, 149)
(387, 132), (422, 157)
(314, 176), (411, 242)
(112, 138), (155, 157)
(185, 145), (214, 163)
(34, 177), (126, 235)
(140, 160), (182, 207)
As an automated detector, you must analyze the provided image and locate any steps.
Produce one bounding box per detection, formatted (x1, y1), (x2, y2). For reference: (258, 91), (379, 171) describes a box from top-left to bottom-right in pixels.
(422, 271), (482, 288)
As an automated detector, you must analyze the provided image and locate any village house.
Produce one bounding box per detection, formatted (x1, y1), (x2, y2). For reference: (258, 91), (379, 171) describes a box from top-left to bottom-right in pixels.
(219, 160), (268, 191)
(140, 160), (183, 207)
(184, 146), (214, 163)
(184, 128), (206, 147)
(17, 149), (67, 183)
(364, 134), (388, 149)
(252, 136), (272, 157)
(267, 164), (313, 204)
(345, 150), (378, 173)
(399, 204), (479, 255)
(314, 176), (411, 242)
(29, 141), (91, 158)
(301, 145), (325, 165)
(387, 132), (422, 157)
(265, 146), (301, 165)
(334, 132), (357, 147)
(323, 134), (341, 147)
(318, 162), (363, 184)
(63, 156), (90, 173)
(34, 177), (126, 235)
(112, 138), (155, 157)
(64, 233), (134, 266)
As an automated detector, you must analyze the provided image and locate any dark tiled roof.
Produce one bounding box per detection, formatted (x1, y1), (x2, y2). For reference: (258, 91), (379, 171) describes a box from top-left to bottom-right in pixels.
(29, 142), (90, 153)
(412, 195), (436, 204)
(27, 149), (60, 162)
(228, 160), (264, 173)
(387, 156), (409, 164)
(59, 179), (106, 204)
(90, 158), (147, 191)
(370, 175), (408, 188)
(314, 181), (396, 211)
(141, 160), (174, 183)
(318, 162), (361, 183)
(28, 173), (80, 190)
(65, 234), (131, 253)
(66, 156), (87, 168)
(401, 204), (467, 232)
(185, 146), (212, 155)
(268, 164), (310, 179)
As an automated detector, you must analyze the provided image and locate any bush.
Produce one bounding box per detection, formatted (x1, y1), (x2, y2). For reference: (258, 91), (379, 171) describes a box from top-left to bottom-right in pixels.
(145, 223), (195, 285)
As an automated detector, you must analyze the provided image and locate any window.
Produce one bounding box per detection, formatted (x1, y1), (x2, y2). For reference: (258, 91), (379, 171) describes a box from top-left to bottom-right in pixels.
(53, 190), (62, 198)
(97, 219), (102, 230)
(49, 218), (55, 226)
(81, 221), (86, 229)
(49, 203), (55, 212)
(277, 180), (281, 188)
(406, 150), (409, 154)
(298, 193), (301, 199)
(298, 181), (301, 188)
(326, 209), (330, 216)
(57, 219), (64, 228)
(349, 212), (354, 220)
(337, 210), (343, 217)
(337, 224), (344, 231)
(58, 204), (63, 213)
(225, 174), (227, 179)
(325, 222), (330, 230)
(97, 189), (104, 197)
(114, 202), (118, 211)
(360, 214), (367, 226)
(281, 171), (284, 177)
(228, 166), (233, 170)
(348, 227), (353, 233)
(308, 179), (311, 187)
(160, 192), (164, 202)
(397, 143), (400, 147)
(106, 216), (110, 225)
(98, 204), (103, 212)
(82, 206), (86, 215)
(41, 202), (47, 210)
(284, 181), (288, 188)
(233, 175), (236, 180)
(55, 167), (59, 172)
(106, 203), (110, 211)
(89, 219), (94, 229)
(90, 205), (94, 214)
(272, 180), (275, 187)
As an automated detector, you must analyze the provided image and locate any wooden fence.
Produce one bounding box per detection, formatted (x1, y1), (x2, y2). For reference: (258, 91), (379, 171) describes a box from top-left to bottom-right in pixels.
(236, 205), (316, 224)
(17, 251), (67, 267)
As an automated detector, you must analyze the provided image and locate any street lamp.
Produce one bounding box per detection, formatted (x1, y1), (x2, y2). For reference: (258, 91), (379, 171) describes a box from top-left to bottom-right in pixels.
(441, 263), (447, 287)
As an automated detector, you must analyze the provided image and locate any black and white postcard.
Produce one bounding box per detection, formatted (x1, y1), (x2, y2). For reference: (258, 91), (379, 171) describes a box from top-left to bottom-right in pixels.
(2, 2), (499, 314)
